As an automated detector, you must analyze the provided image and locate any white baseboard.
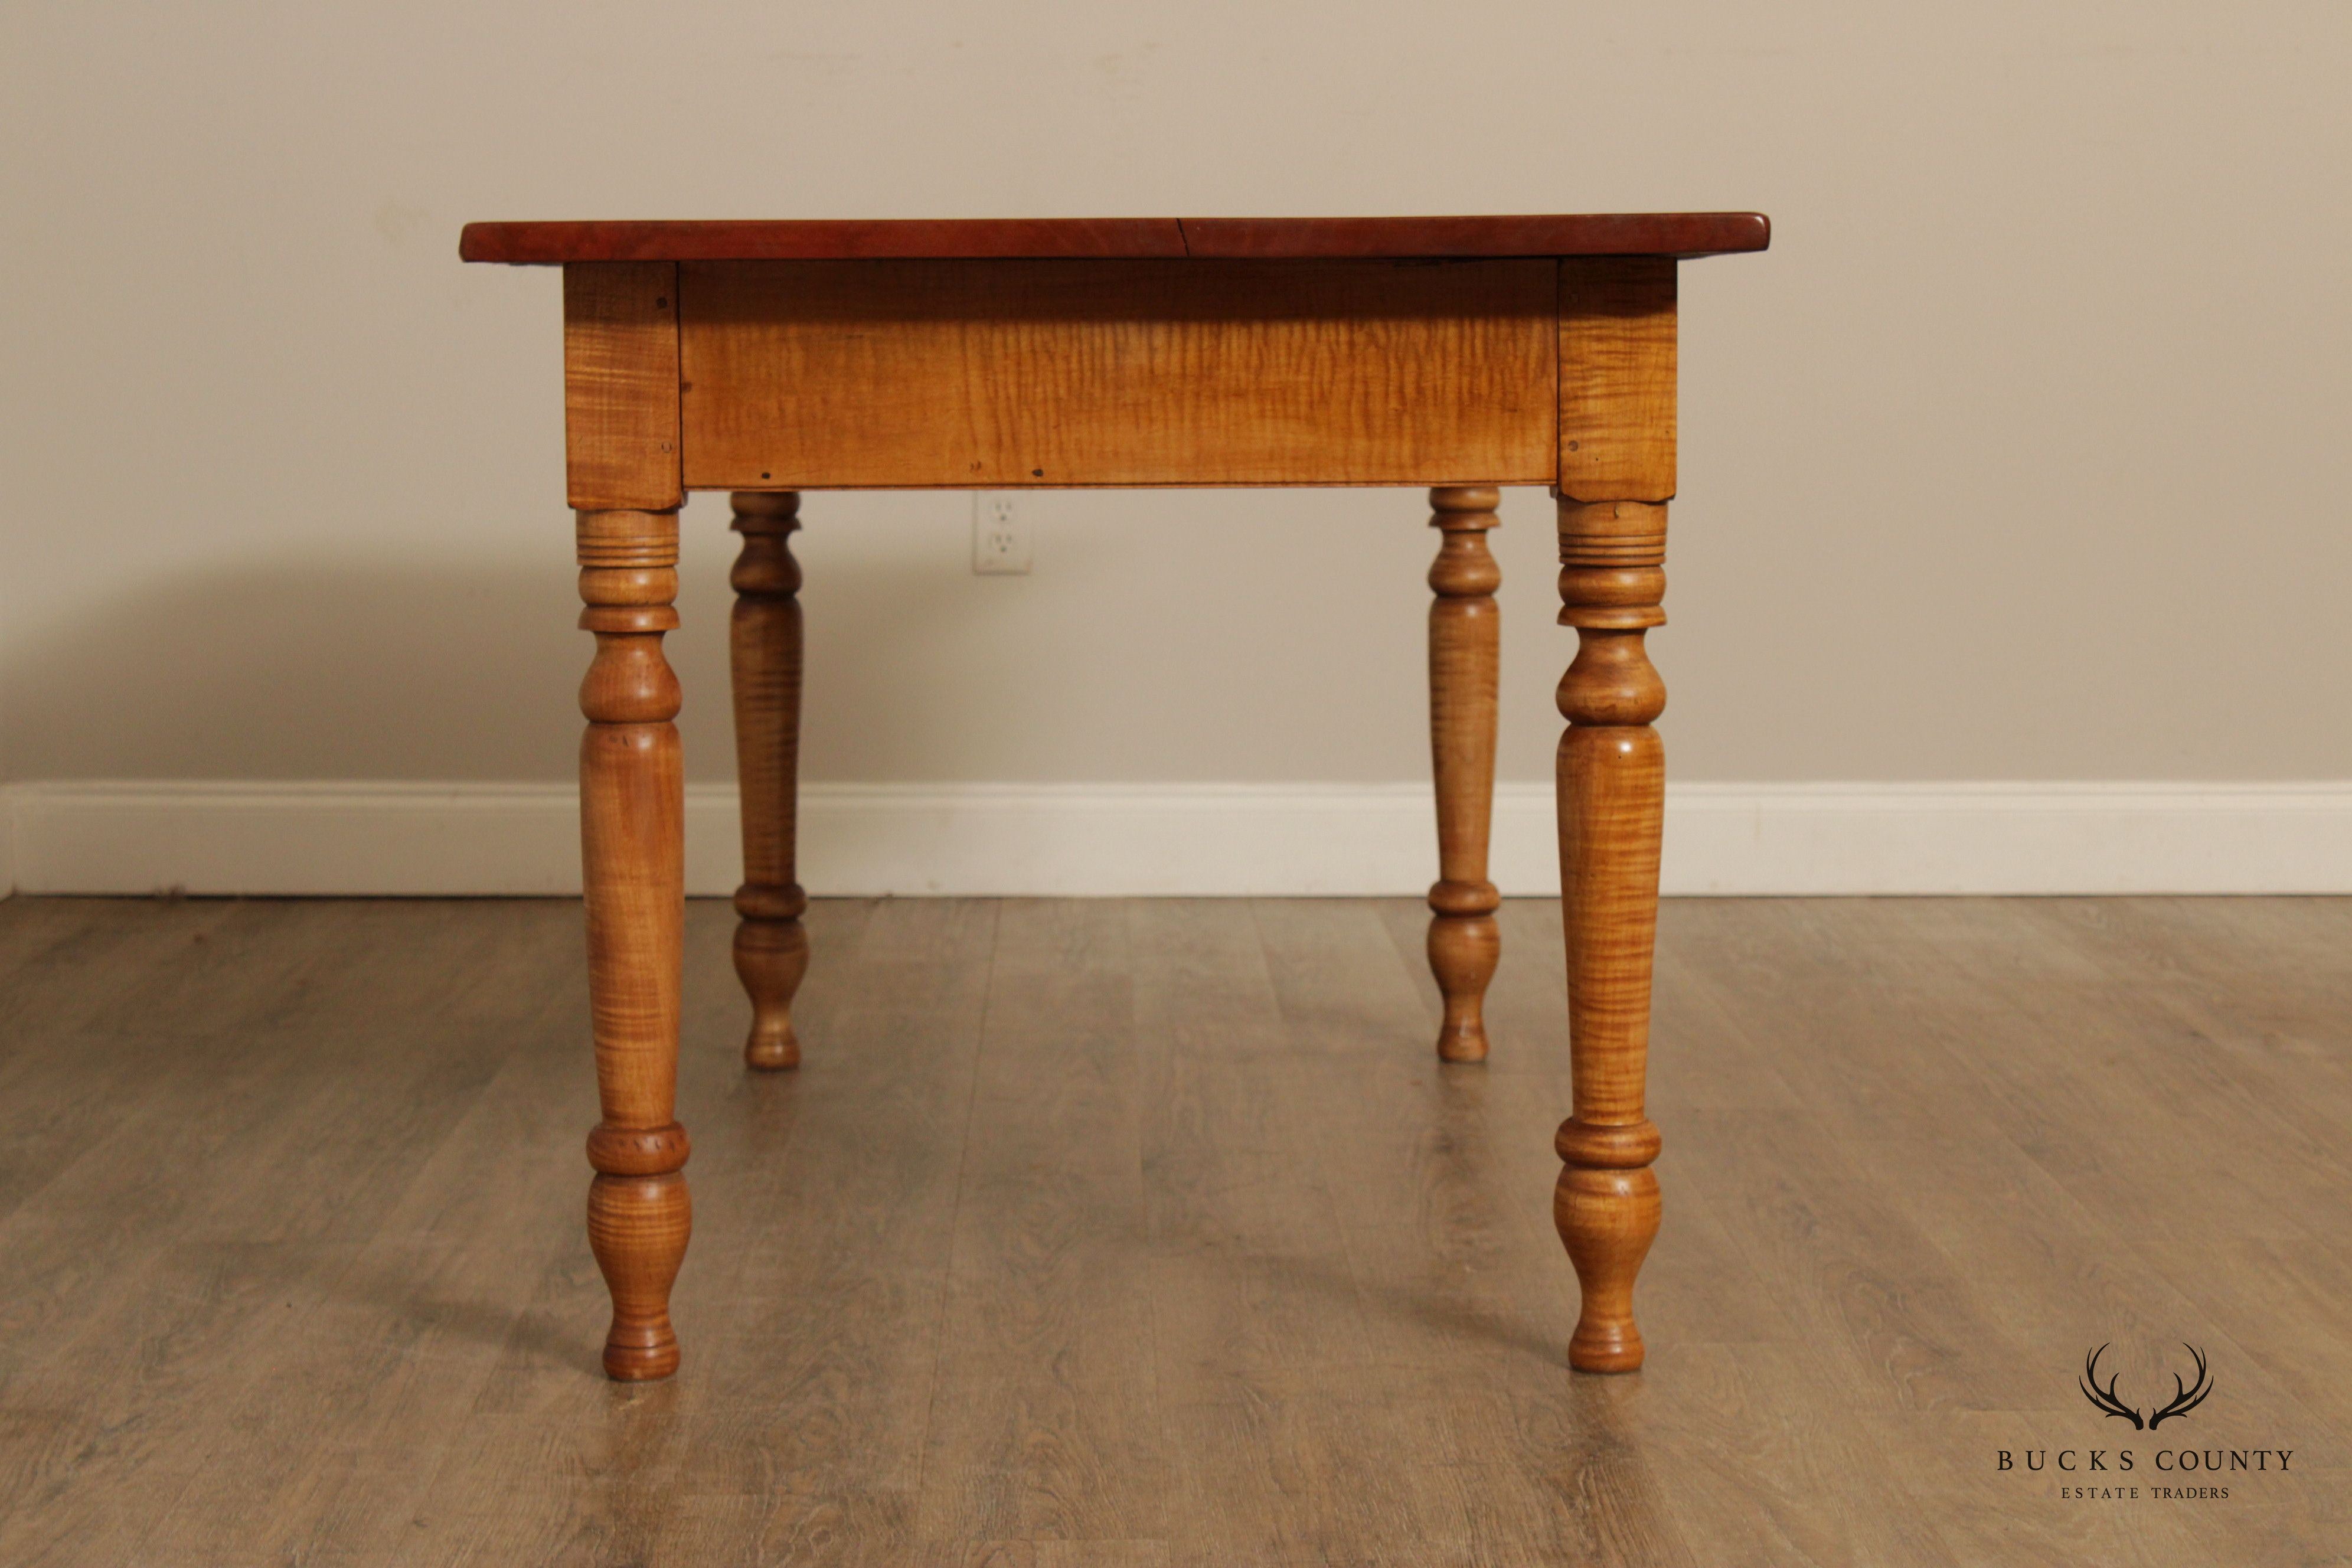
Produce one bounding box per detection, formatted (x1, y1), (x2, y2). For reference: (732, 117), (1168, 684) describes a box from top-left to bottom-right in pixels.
(5, 779), (2350, 898)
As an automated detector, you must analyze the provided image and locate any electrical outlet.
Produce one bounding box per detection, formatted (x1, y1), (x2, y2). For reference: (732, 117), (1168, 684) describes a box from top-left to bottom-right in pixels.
(971, 492), (1031, 574)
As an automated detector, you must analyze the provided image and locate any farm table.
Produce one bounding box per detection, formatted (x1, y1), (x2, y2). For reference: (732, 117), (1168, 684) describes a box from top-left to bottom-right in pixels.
(458, 213), (1770, 1381)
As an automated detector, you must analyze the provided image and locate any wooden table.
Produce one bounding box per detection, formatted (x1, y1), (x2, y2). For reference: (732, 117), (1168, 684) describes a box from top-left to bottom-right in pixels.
(459, 213), (1770, 1381)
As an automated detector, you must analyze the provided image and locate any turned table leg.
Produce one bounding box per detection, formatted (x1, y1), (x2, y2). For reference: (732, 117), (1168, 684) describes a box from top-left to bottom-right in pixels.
(1425, 485), (1502, 1063)
(1551, 255), (1677, 1373)
(576, 507), (692, 1381)
(729, 491), (808, 1072)
(1551, 497), (1668, 1372)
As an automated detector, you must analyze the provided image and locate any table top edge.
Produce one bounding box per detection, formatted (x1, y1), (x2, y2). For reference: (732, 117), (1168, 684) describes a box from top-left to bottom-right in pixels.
(457, 213), (1771, 264)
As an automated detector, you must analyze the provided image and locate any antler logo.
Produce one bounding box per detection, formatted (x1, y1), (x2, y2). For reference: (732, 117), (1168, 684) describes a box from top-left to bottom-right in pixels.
(2079, 1342), (2213, 1430)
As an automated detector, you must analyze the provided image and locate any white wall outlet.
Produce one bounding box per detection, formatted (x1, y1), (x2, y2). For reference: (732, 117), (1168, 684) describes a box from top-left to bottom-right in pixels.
(971, 492), (1031, 574)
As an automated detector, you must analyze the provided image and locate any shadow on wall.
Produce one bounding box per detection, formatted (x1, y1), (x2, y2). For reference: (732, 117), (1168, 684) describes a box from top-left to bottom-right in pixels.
(0, 550), (1029, 785)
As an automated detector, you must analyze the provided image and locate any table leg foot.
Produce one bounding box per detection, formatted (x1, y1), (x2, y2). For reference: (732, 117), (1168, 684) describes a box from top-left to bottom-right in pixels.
(732, 904), (807, 1072)
(1554, 1126), (1661, 1372)
(587, 1164), (691, 1380)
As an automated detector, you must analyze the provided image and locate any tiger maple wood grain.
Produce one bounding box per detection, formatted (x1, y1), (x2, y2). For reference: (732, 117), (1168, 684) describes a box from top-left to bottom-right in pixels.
(1551, 258), (1678, 1377)
(1559, 256), (1678, 503)
(1552, 497), (1673, 1374)
(677, 258), (1557, 488)
(576, 506), (692, 1379)
(562, 263), (682, 511)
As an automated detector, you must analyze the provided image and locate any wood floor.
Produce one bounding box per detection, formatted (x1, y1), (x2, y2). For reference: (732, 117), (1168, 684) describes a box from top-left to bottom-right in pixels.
(0, 894), (2347, 1566)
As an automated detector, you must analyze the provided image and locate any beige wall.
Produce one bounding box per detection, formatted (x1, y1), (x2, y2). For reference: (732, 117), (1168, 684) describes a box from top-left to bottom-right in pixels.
(4, 2), (2347, 790)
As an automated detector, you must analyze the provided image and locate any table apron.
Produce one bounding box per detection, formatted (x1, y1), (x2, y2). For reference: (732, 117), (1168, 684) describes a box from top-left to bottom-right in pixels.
(674, 257), (1562, 490)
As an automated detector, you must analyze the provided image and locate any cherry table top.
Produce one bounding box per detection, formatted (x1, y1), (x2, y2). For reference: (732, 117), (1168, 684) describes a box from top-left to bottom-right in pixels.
(459, 213), (1769, 265)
